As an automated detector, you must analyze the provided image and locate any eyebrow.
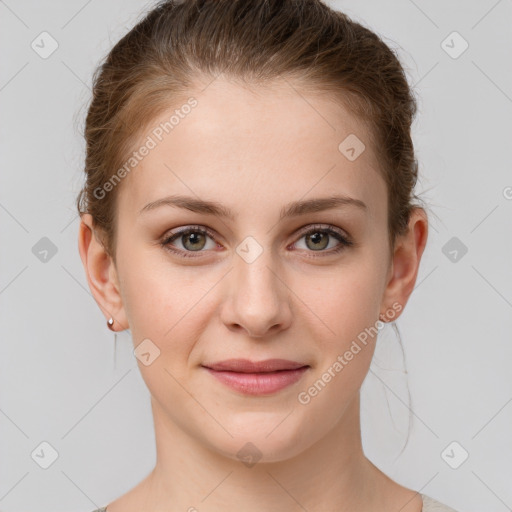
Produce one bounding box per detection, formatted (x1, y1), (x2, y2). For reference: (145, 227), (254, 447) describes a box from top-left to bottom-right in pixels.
(139, 194), (367, 220)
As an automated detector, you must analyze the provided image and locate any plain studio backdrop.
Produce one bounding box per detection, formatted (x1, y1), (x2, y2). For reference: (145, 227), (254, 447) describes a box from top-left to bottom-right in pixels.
(0, 1), (511, 511)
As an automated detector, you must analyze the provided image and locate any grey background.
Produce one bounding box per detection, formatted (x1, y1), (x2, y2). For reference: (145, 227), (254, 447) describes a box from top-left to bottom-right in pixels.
(0, 1), (511, 511)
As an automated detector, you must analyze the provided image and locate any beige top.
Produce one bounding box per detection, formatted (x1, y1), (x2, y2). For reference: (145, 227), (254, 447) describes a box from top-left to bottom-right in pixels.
(90, 493), (459, 511)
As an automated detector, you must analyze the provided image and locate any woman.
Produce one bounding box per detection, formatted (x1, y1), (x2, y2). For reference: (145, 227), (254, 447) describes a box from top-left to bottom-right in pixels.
(77, 0), (457, 510)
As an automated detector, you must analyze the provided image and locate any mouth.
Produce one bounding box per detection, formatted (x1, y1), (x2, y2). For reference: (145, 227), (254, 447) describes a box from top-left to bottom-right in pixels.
(201, 359), (310, 395)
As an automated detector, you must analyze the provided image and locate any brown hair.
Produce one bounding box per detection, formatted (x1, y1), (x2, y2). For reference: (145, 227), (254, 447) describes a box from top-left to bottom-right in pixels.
(76, 0), (426, 262)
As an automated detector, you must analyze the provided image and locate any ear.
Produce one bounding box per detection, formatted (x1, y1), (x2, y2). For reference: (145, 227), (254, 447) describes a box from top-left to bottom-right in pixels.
(379, 208), (429, 321)
(78, 213), (128, 331)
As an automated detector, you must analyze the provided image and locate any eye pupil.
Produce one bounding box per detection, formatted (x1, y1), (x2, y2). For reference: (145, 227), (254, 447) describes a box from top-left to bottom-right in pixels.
(164, 225), (347, 258)
(183, 232), (206, 251)
(306, 231), (329, 251)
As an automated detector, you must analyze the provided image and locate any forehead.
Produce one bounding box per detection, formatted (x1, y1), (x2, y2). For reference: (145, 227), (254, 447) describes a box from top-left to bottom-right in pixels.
(118, 77), (386, 221)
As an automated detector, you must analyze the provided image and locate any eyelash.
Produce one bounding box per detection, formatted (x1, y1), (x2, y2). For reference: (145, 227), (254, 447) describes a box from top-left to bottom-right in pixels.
(160, 224), (354, 259)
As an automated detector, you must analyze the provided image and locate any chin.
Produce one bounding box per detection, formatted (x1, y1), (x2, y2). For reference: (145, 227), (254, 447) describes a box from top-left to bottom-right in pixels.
(201, 413), (315, 465)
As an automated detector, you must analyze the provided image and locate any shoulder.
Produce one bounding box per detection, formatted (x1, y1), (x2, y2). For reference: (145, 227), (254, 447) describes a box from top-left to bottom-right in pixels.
(90, 495), (460, 512)
(421, 493), (460, 512)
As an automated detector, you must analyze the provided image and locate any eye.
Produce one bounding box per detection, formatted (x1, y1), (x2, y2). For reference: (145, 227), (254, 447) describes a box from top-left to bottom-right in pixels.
(161, 226), (218, 258)
(161, 223), (353, 259)
(291, 224), (353, 255)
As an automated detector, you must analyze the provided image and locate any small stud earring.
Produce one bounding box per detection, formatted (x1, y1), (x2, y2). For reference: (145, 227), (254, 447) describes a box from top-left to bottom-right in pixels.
(107, 317), (118, 370)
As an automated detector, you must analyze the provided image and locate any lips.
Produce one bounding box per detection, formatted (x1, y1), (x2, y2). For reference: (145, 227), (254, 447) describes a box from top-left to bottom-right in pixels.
(202, 358), (308, 373)
(201, 359), (310, 395)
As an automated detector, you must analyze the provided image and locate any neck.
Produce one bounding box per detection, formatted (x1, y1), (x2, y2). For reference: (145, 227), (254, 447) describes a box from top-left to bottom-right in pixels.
(138, 392), (386, 512)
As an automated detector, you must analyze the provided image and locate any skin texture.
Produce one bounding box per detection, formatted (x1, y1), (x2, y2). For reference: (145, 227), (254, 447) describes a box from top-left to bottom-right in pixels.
(79, 77), (428, 512)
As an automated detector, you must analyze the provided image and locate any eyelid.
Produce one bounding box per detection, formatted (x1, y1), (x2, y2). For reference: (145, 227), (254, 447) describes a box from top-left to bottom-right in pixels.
(161, 225), (220, 256)
(293, 223), (352, 242)
(161, 223), (353, 257)
(163, 223), (351, 243)
(169, 224), (218, 240)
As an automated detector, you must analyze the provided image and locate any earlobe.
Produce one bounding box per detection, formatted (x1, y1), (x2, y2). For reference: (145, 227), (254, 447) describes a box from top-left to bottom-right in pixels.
(78, 213), (128, 331)
(380, 208), (429, 321)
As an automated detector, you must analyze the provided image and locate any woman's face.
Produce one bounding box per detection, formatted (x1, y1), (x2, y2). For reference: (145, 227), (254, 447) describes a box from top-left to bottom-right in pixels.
(95, 77), (407, 462)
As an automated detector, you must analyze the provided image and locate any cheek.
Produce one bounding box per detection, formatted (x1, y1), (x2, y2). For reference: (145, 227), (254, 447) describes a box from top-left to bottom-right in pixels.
(117, 249), (216, 358)
(117, 242), (190, 319)
(295, 268), (382, 421)
(119, 263), (211, 400)
(296, 258), (384, 345)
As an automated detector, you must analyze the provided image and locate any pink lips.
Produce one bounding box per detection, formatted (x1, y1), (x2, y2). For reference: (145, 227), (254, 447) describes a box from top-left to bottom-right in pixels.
(201, 358), (310, 395)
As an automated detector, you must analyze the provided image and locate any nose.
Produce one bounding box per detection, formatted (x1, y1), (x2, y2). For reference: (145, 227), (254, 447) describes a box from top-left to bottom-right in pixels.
(220, 248), (293, 339)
